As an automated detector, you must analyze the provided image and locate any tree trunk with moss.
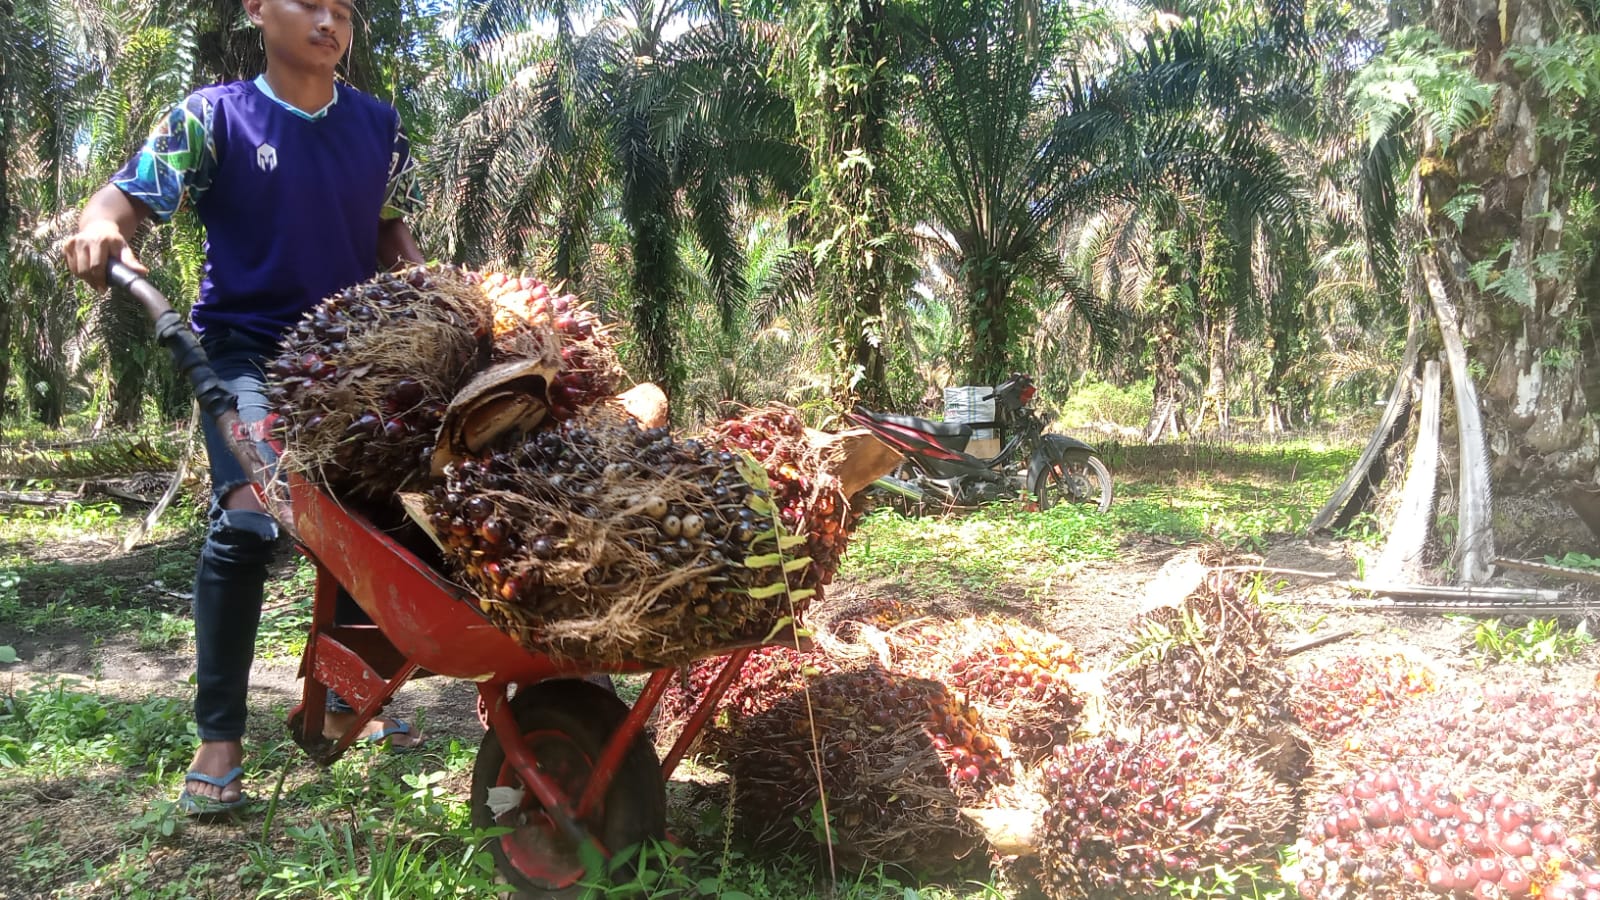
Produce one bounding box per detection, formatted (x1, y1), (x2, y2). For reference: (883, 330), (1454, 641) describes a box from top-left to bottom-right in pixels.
(804, 0), (911, 409)
(0, 0), (12, 419)
(1423, 1), (1600, 547)
(1143, 252), (1192, 442)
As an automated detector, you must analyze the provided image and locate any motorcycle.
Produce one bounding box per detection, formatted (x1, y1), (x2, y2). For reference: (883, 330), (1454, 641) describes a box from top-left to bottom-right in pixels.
(848, 374), (1114, 514)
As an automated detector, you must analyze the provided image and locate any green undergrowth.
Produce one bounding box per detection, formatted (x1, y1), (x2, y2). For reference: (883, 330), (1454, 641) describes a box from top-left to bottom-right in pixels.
(0, 679), (1002, 899)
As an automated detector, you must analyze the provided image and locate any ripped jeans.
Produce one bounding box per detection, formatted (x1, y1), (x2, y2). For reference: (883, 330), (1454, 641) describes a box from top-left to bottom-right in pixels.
(194, 329), (354, 742)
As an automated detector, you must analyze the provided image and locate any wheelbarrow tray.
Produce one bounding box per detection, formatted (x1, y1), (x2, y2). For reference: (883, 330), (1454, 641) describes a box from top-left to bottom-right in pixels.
(287, 473), (803, 683)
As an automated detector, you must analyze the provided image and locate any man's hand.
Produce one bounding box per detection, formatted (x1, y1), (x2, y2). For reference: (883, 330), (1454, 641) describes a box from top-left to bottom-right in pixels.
(64, 185), (152, 291)
(378, 218), (425, 269)
(64, 220), (147, 291)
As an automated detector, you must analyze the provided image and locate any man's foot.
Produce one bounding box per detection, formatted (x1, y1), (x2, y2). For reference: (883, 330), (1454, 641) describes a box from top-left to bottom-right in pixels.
(178, 739), (251, 815)
(322, 711), (425, 749)
(185, 740), (245, 804)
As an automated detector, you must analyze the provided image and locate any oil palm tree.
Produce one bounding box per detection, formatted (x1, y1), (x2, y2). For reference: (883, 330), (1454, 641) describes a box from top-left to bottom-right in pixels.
(901, 0), (1306, 388)
(426, 0), (805, 399)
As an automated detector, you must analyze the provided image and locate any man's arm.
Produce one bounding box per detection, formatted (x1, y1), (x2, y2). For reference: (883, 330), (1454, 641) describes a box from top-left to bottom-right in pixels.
(64, 186), (153, 291)
(378, 218), (424, 268)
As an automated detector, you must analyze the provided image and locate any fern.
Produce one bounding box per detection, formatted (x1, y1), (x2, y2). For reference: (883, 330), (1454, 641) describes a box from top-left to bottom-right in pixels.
(1349, 27), (1492, 150)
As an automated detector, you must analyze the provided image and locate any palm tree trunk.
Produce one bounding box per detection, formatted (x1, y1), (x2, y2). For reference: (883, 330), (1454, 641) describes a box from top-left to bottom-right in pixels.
(1144, 312), (1187, 442)
(963, 258), (1012, 385)
(619, 112), (683, 397)
(1424, 1), (1597, 545)
(808, 0), (906, 409)
(0, 0), (13, 418)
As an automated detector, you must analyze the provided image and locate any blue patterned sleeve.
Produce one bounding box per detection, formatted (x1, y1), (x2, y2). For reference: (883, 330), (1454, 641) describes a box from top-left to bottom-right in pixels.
(110, 93), (218, 222)
(381, 110), (423, 221)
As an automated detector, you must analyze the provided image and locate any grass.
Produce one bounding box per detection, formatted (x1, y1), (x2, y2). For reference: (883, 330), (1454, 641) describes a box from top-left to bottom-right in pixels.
(843, 440), (1358, 595)
(0, 436), (1362, 898)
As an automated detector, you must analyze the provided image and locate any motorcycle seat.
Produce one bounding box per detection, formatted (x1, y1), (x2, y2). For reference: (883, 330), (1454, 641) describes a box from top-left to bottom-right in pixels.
(859, 410), (973, 440)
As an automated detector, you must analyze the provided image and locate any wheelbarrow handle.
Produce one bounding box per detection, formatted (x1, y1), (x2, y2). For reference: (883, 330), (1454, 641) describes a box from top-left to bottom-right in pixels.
(106, 259), (292, 527)
(107, 260), (237, 428)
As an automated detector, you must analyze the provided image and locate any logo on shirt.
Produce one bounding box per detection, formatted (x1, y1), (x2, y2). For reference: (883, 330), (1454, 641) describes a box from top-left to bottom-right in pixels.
(256, 143), (278, 172)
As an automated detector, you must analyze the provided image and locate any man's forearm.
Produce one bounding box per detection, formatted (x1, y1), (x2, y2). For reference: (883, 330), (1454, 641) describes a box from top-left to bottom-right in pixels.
(80, 185), (149, 243)
(378, 219), (424, 268)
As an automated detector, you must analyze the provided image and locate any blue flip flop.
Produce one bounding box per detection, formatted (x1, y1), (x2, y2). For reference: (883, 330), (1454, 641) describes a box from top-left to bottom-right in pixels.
(363, 718), (421, 751)
(177, 766), (251, 816)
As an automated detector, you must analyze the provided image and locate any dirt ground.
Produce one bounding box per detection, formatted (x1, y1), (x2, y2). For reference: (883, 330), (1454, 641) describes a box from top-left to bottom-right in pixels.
(4, 524), (1600, 899)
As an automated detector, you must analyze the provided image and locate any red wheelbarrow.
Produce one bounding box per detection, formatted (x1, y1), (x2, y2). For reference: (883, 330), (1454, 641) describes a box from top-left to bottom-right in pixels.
(284, 473), (794, 894)
(107, 260), (803, 895)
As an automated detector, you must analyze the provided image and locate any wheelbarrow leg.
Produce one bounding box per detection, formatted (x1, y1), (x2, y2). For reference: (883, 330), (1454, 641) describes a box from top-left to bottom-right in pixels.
(291, 567), (337, 751)
(574, 669), (673, 818)
(289, 561), (419, 764)
(660, 647), (752, 780)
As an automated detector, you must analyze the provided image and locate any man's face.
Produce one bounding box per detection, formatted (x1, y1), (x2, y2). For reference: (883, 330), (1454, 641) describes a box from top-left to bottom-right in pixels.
(250, 0), (355, 74)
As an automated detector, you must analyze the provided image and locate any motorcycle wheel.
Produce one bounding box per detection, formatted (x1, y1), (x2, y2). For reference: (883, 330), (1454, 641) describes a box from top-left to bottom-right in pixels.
(1033, 455), (1113, 514)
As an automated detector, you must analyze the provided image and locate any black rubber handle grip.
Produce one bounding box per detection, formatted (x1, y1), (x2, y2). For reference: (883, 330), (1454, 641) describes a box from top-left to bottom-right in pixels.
(106, 259), (238, 424)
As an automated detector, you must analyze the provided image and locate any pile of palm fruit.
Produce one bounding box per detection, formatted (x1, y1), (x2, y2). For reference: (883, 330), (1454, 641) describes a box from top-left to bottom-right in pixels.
(1293, 767), (1600, 898)
(1107, 571), (1307, 779)
(659, 644), (1008, 870)
(266, 264), (621, 500)
(1289, 653), (1438, 741)
(877, 615), (1087, 764)
(706, 406), (858, 586)
(1037, 725), (1293, 898)
(474, 272), (621, 415)
(266, 265), (496, 500)
(424, 407), (823, 666)
(1313, 679), (1600, 852)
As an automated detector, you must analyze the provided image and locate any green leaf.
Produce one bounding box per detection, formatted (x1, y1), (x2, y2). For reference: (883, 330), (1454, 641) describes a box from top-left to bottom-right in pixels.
(741, 552), (784, 568)
(762, 617), (794, 642)
(0, 647), (17, 664)
(781, 556), (813, 573)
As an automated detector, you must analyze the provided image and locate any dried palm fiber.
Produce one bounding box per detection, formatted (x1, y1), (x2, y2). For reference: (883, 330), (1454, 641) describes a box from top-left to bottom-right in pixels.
(1288, 652), (1439, 743)
(476, 272), (622, 417)
(425, 406), (819, 667)
(1291, 765), (1600, 900)
(1108, 570), (1308, 780)
(1315, 678), (1600, 852)
(865, 615), (1088, 765)
(1036, 725), (1294, 899)
(268, 264), (499, 500)
(676, 644), (1006, 872)
(705, 405), (859, 585)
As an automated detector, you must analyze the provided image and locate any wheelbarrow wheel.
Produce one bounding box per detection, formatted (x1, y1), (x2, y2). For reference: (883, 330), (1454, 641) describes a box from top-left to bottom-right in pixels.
(471, 680), (665, 898)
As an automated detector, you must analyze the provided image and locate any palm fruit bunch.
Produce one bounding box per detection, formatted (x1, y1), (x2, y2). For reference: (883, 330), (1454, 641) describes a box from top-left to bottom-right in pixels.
(706, 406), (857, 585)
(474, 272), (621, 419)
(815, 593), (919, 642)
(267, 264), (494, 500)
(1292, 767), (1600, 899)
(425, 409), (816, 666)
(880, 616), (1087, 765)
(652, 644), (812, 740)
(698, 646), (1001, 872)
(1322, 680), (1600, 849)
(673, 644), (1013, 800)
(1290, 654), (1438, 742)
(1037, 724), (1293, 899)
(1109, 571), (1305, 778)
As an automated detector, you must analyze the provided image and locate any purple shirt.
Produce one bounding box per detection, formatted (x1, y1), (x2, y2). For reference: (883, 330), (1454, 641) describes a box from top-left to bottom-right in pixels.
(111, 79), (420, 340)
